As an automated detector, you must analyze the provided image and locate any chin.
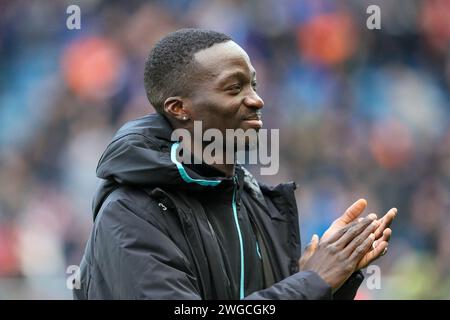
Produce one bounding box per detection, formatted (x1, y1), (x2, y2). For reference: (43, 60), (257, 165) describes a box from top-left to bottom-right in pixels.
(224, 127), (260, 153)
(235, 136), (259, 152)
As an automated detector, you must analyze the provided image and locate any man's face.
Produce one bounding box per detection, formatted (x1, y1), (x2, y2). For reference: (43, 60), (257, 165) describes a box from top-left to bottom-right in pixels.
(185, 41), (264, 138)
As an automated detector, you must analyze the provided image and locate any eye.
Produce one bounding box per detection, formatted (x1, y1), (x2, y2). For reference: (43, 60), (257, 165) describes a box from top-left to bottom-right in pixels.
(226, 84), (242, 94)
(252, 81), (258, 91)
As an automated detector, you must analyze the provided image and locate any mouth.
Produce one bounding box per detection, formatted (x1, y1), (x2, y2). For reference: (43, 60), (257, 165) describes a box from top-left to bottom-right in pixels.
(242, 113), (263, 129)
(242, 112), (262, 121)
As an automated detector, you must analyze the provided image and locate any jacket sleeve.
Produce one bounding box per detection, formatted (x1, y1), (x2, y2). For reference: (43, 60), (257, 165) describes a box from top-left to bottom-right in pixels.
(332, 271), (364, 300)
(244, 270), (332, 300)
(244, 270), (363, 300)
(93, 198), (201, 299)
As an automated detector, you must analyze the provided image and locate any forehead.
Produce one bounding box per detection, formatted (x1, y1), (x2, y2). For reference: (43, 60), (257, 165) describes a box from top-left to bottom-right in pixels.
(193, 41), (255, 78)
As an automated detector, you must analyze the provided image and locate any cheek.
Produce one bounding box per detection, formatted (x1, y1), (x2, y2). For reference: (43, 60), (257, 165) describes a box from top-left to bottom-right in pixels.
(213, 104), (242, 131)
(209, 96), (240, 115)
(196, 96), (241, 128)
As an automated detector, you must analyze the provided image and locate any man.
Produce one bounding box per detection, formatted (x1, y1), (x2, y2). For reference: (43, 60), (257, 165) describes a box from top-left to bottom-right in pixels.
(74, 29), (395, 300)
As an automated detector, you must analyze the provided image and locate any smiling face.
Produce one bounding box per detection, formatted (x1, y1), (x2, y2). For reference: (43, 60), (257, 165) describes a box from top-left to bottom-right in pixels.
(183, 40), (264, 135)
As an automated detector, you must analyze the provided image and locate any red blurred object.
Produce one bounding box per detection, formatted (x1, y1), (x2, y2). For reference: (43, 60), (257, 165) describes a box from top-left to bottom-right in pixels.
(61, 36), (124, 101)
(420, 0), (450, 54)
(369, 119), (415, 170)
(296, 12), (358, 66)
(0, 224), (20, 276)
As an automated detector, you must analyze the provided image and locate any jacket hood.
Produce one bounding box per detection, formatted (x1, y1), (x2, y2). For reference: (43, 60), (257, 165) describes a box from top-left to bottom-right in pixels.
(93, 113), (243, 218)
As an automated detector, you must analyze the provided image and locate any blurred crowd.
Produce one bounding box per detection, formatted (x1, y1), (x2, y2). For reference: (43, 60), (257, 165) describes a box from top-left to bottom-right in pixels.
(0, 0), (449, 299)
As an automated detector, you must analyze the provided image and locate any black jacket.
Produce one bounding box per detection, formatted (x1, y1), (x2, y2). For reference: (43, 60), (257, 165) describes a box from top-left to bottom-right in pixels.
(74, 113), (363, 300)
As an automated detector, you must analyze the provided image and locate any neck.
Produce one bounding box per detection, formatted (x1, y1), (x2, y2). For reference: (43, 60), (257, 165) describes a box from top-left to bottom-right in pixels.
(210, 163), (235, 177)
(187, 137), (236, 178)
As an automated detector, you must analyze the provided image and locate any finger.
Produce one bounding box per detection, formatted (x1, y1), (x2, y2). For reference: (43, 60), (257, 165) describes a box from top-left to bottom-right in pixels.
(334, 217), (378, 249)
(357, 240), (389, 269)
(335, 199), (368, 225)
(349, 233), (376, 263)
(383, 228), (392, 242)
(367, 213), (378, 220)
(325, 216), (371, 244)
(323, 221), (355, 244)
(384, 208), (397, 228)
(373, 228), (391, 249)
(370, 240), (389, 261)
(322, 199), (369, 241)
(374, 208), (396, 239)
(343, 220), (380, 256)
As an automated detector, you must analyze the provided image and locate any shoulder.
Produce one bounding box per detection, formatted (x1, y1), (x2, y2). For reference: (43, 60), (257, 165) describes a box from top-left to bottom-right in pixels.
(105, 185), (155, 209)
(95, 185), (167, 228)
(239, 164), (297, 200)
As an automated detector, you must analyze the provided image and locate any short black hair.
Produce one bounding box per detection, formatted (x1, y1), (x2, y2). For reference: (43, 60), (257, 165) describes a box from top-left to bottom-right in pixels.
(144, 28), (232, 113)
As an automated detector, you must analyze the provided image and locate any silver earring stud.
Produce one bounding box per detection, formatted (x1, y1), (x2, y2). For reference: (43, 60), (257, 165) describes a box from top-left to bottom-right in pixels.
(183, 116), (188, 120)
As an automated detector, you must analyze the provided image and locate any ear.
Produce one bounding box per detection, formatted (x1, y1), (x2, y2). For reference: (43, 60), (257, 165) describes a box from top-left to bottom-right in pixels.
(163, 97), (190, 121)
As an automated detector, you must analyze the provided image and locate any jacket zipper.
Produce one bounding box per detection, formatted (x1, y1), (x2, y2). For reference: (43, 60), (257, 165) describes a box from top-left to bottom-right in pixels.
(232, 175), (245, 300)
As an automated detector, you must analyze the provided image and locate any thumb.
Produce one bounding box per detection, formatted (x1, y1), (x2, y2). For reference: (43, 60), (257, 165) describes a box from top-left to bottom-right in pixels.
(336, 198), (367, 225)
(299, 234), (319, 270)
(310, 234), (319, 250)
(304, 234), (319, 256)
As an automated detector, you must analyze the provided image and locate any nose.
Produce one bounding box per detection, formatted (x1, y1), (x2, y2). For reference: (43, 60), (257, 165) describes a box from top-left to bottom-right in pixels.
(243, 91), (264, 110)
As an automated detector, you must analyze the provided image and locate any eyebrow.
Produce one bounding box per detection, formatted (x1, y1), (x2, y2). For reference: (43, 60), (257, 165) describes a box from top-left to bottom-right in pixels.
(218, 69), (257, 84)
